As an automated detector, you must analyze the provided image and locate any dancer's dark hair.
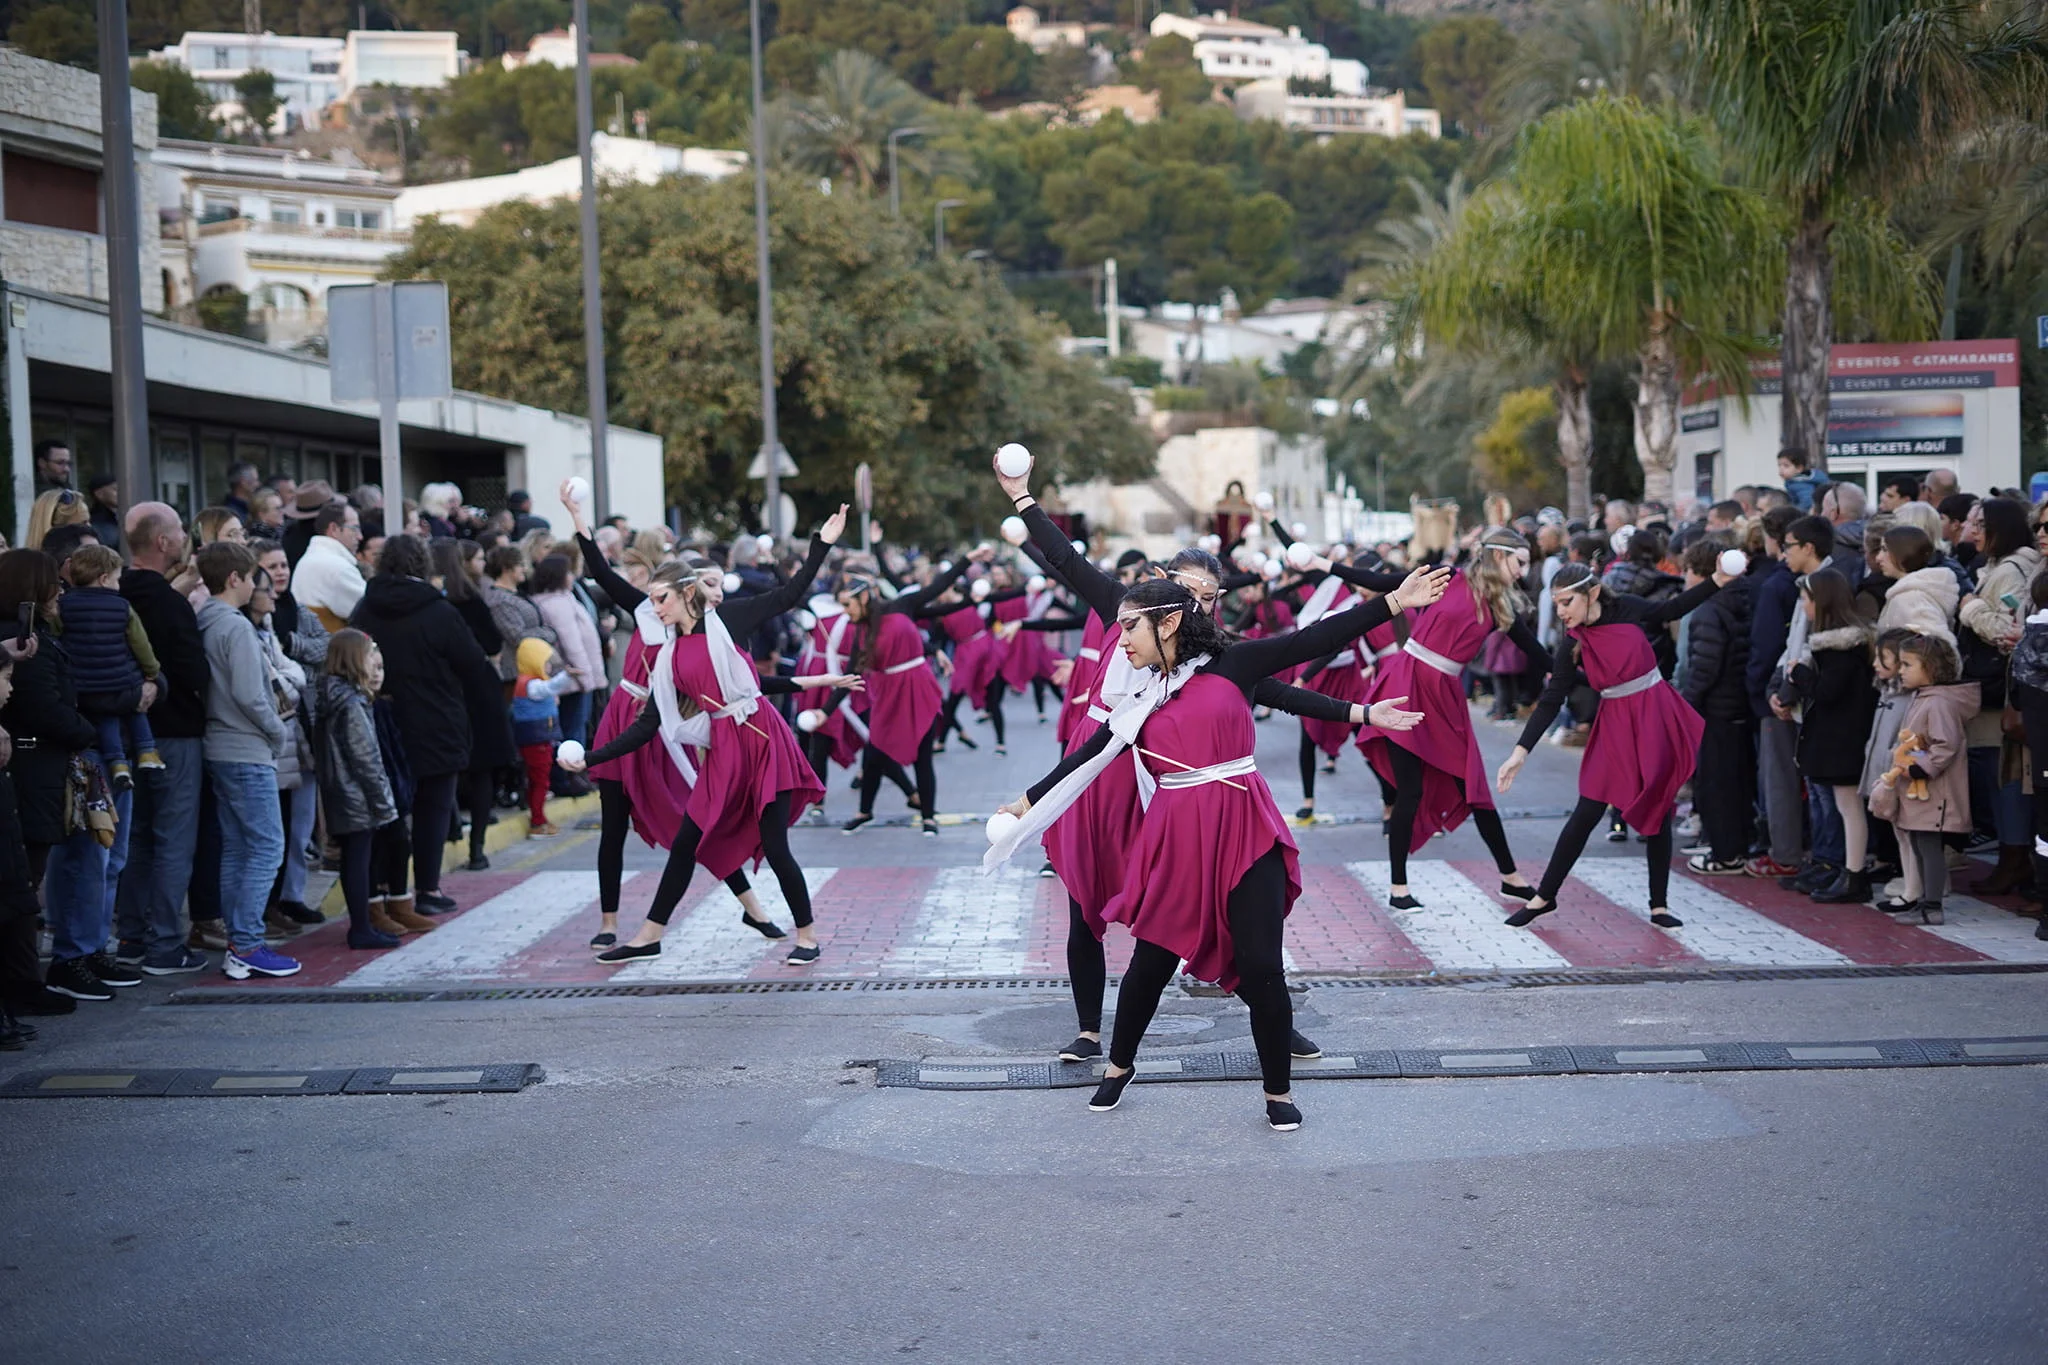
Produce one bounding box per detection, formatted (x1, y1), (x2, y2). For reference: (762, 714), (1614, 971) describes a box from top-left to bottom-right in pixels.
(1120, 576), (1232, 669)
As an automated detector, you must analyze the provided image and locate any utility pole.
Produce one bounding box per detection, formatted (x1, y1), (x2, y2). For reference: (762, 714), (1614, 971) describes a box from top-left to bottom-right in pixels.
(98, 0), (151, 516)
(886, 126), (925, 219)
(571, 4), (611, 520)
(747, 0), (782, 538)
(935, 198), (964, 254)
(1104, 257), (1119, 359)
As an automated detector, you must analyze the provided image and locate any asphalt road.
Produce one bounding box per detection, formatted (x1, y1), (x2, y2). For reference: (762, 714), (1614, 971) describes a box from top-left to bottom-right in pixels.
(5, 702), (2047, 1362)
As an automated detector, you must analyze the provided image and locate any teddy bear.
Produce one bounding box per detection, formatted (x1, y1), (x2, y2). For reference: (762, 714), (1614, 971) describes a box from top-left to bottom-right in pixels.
(1880, 729), (1931, 801)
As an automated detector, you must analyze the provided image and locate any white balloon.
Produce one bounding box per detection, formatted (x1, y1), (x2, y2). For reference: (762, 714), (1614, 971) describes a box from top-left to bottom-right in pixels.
(985, 810), (1021, 845)
(1000, 515), (1029, 546)
(557, 740), (585, 766)
(1719, 548), (1749, 578)
(1254, 490), (1275, 512)
(1285, 541), (1317, 571)
(796, 709), (826, 733)
(1027, 575), (1046, 594)
(971, 578), (992, 601)
(564, 476), (591, 506)
(722, 572), (742, 593)
(995, 443), (1034, 479)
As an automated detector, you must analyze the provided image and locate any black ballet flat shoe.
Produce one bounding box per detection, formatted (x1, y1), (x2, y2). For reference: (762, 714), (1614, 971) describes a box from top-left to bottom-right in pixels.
(994, 745), (1008, 756)
(840, 813), (874, 835)
(463, 854), (491, 872)
(596, 941), (660, 963)
(1293, 804), (1315, 821)
(785, 943), (822, 965)
(1649, 911), (1684, 929)
(1322, 759), (1337, 775)
(1038, 862), (1057, 878)
(1266, 1100), (1303, 1132)
(922, 819), (940, 838)
(588, 932), (617, 950)
(1504, 900), (1554, 928)
(954, 733), (978, 750)
(741, 911), (787, 940)
(1387, 894), (1423, 911)
(416, 891), (457, 914)
(1499, 881), (1537, 901)
(1058, 1036), (1102, 1063)
(1289, 1029), (1322, 1060)
(1088, 1067), (1137, 1112)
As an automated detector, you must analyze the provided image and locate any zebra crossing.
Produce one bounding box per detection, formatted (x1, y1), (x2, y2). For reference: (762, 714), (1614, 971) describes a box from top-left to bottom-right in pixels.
(244, 856), (2048, 990)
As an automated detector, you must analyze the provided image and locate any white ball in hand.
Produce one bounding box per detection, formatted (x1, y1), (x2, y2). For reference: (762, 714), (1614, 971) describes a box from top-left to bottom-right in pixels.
(1286, 541), (1317, 571)
(1719, 548), (1748, 578)
(1027, 575), (1046, 594)
(971, 578), (992, 601)
(557, 740), (585, 766)
(1254, 490), (1275, 512)
(995, 443), (1033, 479)
(1070, 539), (1086, 555)
(796, 709), (826, 733)
(1261, 558), (1283, 580)
(1000, 515), (1028, 546)
(756, 533), (775, 554)
(564, 476), (591, 507)
(985, 810), (1021, 845)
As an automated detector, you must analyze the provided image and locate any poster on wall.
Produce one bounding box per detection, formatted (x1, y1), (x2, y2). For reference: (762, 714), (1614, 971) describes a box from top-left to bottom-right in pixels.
(1825, 392), (1965, 460)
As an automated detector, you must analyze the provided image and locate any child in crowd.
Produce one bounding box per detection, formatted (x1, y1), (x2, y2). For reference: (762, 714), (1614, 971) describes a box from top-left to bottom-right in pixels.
(56, 544), (163, 792)
(511, 637), (577, 838)
(1858, 629), (1916, 892)
(315, 630), (432, 948)
(1870, 634), (1979, 925)
(1789, 569), (1877, 903)
(1778, 447), (1824, 512)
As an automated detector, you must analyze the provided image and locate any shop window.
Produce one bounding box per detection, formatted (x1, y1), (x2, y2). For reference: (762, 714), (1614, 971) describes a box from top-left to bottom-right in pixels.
(3, 149), (101, 233)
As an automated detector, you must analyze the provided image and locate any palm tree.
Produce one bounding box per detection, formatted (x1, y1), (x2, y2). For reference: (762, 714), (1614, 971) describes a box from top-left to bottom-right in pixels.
(776, 50), (930, 194)
(1662, 0), (2048, 465)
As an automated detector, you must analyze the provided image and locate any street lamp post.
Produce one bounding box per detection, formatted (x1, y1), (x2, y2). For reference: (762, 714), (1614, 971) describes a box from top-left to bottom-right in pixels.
(97, 0), (151, 517)
(746, 0), (782, 538)
(571, 0), (610, 521)
(886, 126), (926, 219)
(934, 198), (965, 255)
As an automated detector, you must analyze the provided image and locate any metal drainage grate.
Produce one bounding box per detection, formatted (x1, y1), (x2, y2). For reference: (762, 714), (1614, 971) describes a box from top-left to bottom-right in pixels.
(874, 1035), (2048, 1090)
(0, 1063), (545, 1099)
(160, 960), (2048, 1006)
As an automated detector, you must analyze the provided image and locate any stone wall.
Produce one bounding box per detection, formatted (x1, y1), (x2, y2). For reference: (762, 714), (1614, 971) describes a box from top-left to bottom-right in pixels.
(0, 47), (164, 311)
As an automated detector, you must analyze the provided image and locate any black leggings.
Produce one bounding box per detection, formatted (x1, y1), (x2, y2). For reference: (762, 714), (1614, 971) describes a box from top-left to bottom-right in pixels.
(859, 718), (939, 819)
(1297, 729), (1348, 801)
(983, 679), (1008, 748)
(1385, 743), (1517, 883)
(1031, 675), (1058, 717)
(1537, 795), (1674, 906)
(410, 772), (460, 895)
(464, 767), (495, 860)
(1109, 845), (1294, 1095)
(339, 826), (412, 931)
(644, 791), (809, 928)
(1067, 897), (1106, 1033)
(596, 777), (751, 919)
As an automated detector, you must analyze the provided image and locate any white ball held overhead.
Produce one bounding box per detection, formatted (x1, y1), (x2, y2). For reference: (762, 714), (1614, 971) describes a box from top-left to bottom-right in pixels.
(995, 443), (1034, 479)
(1027, 575), (1046, 594)
(722, 572), (742, 593)
(564, 476), (591, 507)
(1198, 534), (1222, 554)
(796, 709), (826, 733)
(985, 810), (1021, 845)
(1286, 541), (1317, 571)
(971, 577), (992, 601)
(557, 740), (585, 766)
(756, 533), (775, 554)
(1719, 548), (1749, 578)
(1254, 490), (1275, 512)
(1000, 515), (1028, 546)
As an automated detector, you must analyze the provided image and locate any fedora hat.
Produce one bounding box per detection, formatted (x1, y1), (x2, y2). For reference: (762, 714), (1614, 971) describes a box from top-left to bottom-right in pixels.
(286, 479), (336, 520)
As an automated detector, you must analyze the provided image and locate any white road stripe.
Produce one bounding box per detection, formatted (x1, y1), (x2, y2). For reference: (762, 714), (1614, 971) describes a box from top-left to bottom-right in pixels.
(885, 864), (1040, 977)
(610, 866), (839, 981)
(1345, 861), (1568, 970)
(1572, 860), (1848, 965)
(1916, 893), (2048, 963)
(341, 871), (628, 985)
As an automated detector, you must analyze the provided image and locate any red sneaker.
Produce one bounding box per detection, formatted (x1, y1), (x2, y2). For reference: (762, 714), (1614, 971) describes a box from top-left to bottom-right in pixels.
(1743, 855), (1801, 879)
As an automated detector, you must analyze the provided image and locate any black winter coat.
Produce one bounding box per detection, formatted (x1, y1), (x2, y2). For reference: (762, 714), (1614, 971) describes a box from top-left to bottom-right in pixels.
(350, 575), (501, 779)
(1792, 625), (1880, 786)
(121, 568), (209, 740)
(1681, 575), (1752, 722)
(314, 675), (398, 836)
(0, 625), (99, 846)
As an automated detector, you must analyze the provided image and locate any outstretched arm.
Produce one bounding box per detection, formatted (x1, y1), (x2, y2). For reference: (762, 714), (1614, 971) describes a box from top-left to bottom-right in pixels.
(993, 458), (1123, 623)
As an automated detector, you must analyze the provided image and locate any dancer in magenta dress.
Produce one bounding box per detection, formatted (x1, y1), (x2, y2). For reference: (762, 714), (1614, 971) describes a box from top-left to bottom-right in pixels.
(993, 566), (1443, 1131)
(795, 597), (864, 776)
(1359, 529), (1547, 908)
(1496, 560), (1731, 930)
(573, 507), (852, 966)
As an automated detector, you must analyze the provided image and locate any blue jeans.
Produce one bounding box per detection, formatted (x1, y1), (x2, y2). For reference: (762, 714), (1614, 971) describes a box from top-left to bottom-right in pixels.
(559, 690), (592, 747)
(1806, 780), (1844, 867)
(42, 761), (128, 962)
(1967, 746), (2031, 845)
(211, 761), (284, 954)
(115, 735), (204, 964)
(91, 710), (156, 767)
(277, 781), (318, 906)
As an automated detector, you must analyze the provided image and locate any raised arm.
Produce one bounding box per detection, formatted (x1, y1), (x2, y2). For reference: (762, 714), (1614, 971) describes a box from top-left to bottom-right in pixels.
(1019, 502), (1121, 622)
(885, 552), (974, 615)
(1210, 567), (1450, 684)
(561, 480), (646, 613)
(719, 506), (847, 635)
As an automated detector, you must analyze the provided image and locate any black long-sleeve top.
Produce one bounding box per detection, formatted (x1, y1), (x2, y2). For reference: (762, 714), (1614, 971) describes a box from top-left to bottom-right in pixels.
(578, 528), (830, 648)
(583, 672), (812, 766)
(1514, 579), (1720, 751)
(1024, 592), (1401, 802)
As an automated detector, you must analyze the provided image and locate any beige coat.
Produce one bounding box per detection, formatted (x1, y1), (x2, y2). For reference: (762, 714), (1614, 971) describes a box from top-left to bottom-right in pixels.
(1878, 566), (1959, 644)
(1958, 546), (2042, 746)
(1869, 681), (1980, 833)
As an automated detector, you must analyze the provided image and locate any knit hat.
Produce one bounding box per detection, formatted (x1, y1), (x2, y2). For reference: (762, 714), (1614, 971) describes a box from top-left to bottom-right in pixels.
(516, 637), (556, 679)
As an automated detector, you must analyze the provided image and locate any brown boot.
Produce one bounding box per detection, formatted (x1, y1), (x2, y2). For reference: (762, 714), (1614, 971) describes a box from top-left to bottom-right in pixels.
(382, 896), (438, 934)
(1977, 845), (2032, 896)
(367, 898), (413, 937)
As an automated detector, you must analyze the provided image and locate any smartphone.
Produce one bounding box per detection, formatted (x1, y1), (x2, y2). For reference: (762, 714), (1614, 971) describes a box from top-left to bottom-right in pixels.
(15, 602), (31, 637)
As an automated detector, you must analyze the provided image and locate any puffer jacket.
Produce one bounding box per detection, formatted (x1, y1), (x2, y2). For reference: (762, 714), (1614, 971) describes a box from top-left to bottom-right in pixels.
(1791, 622), (1878, 786)
(56, 585), (145, 694)
(349, 574), (499, 779)
(1878, 566), (1960, 645)
(1957, 545), (2042, 743)
(1681, 573), (1752, 721)
(314, 674), (396, 837)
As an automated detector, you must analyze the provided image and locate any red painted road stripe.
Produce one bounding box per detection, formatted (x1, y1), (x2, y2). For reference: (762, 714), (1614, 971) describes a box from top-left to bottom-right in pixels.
(1678, 866), (1991, 964)
(258, 868), (540, 988)
(495, 869), (710, 983)
(752, 864), (934, 979)
(1288, 863), (1432, 973)
(1469, 860), (1709, 969)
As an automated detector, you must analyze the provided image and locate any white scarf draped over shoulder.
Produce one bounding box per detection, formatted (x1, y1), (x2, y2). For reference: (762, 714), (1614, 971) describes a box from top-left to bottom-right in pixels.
(648, 608), (764, 786)
(982, 652), (1211, 873)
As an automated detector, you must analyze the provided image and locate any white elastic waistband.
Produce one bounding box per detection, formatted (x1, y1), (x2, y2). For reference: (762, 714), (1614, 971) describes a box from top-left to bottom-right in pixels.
(1599, 667), (1663, 700)
(1373, 642), (1401, 661)
(1326, 649), (1357, 669)
(1156, 753), (1258, 790)
(1403, 638), (1462, 676)
(884, 656), (928, 675)
(620, 680), (649, 701)
(1079, 648), (1101, 661)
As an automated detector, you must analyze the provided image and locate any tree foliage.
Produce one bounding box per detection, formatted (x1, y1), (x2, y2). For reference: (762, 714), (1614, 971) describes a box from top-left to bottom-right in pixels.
(383, 174), (1153, 538)
(1416, 16), (1516, 135)
(129, 61), (220, 141)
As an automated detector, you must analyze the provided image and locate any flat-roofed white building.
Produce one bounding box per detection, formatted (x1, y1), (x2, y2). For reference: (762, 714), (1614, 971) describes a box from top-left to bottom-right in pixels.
(146, 31), (345, 135)
(1148, 11), (1366, 95)
(395, 133), (745, 229)
(1233, 78), (1441, 139)
(340, 31), (463, 93)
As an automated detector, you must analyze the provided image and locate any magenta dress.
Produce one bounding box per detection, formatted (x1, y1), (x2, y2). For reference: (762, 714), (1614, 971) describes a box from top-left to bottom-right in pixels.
(994, 595), (1044, 692)
(1101, 673), (1301, 991)
(588, 630), (693, 847)
(1358, 572), (1496, 839)
(796, 615), (862, 770)
(1055, 613), (1110, 749)
(939, 604), (1003, 704)
(1044, 624), (1143, 933)
(858, 612), (942, 765)
(1300, 603), (1378, 757)
(669, 632), (824, 879)
(1240, 597), (1300, 683)
(1573, 620), (1703, 834)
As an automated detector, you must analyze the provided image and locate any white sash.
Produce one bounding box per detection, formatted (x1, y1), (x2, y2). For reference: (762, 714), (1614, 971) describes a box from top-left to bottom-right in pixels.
(1150, 753), (1257, 797)
(983, 652), (1211, 873)
(1403, 637), (1462, 676)
(884, 655), (928, 675)
(1599, 667), (1663, 701)
(648, 611), (765, 785)
(1294, 574), (1348, 630)
(1324, 649), (1358, 670)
